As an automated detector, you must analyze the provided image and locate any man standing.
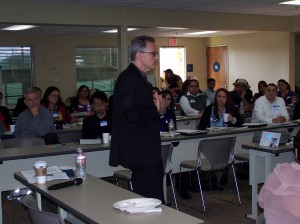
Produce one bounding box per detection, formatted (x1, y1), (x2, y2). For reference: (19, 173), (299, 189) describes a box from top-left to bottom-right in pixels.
(251, 83), (289, 123)
(179, 79), (209, 115)
(109, 36), (164, 202)
(14, 88), (54, 137)
(204, 78), (216, 104)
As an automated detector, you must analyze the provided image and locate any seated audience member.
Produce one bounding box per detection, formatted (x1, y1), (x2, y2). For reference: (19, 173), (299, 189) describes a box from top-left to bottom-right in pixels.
(199, 88), (242, 188)
(277, 79), (297, 105)
(152, 87), (161, 96)
(176, 79), (191, 103)
(229, 79), (253, 113)
(70, 85), (92, 113)
(252, 80), (267, 104)
(41, 86), (76, 124)
(179, 79), (209, 115)
(159, 90), (176, 132)
(251, 83), (289, 124)
(159, 89), (191, 199)
(199, 88), (243, 130)
(14, 88), (54, 137)
(164, 69), (183, 96)
(293, 99), (300, 120)
(82, 91), (111, 139)
(0, 91), (13, 131)
(13, 86), (42, 117)
(258, 131), (300, 224)
(204, 78), (216, 104)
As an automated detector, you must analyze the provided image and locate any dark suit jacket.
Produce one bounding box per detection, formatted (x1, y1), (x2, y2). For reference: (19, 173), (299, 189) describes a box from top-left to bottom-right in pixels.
(109, 63), (161, 168)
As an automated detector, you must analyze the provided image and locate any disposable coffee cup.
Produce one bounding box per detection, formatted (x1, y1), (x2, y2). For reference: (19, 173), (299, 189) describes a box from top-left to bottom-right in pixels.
(223, 113), (229, 122)
(10, 125), (15, 133)
(34, 161), (47, 184)
(102, 133), (110, 144)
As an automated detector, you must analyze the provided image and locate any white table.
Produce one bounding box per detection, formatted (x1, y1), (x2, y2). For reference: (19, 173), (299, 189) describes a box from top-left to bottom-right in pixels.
(0, 123), (299, 223)
(242, 142), (294, 220)
(14, 173), (204, 224)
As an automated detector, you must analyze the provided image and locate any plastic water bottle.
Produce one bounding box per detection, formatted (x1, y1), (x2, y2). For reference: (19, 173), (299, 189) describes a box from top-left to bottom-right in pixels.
(75, 148), (86, 180)
(168, 119), (176, 137)
(239, 101), (244, 114)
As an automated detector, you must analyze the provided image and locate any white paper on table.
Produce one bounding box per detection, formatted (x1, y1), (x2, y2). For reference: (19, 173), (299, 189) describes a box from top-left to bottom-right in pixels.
(21, 165), (69, 183)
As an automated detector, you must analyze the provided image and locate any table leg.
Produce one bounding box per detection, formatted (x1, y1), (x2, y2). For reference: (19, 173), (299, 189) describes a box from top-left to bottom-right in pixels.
(35, 192), (42, 210)
(247, 149), (258, 220)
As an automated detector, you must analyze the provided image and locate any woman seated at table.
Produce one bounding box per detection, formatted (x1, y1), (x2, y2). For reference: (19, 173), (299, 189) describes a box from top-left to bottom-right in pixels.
(0, 91), (13, 131)
(70, 85), (92, 113)
(41, 86), (77, 124)
(277, 79), (297, 105)
(258, 131), (300, 224)
(199, 88), (243, 130)
(159, 89), (176, 131)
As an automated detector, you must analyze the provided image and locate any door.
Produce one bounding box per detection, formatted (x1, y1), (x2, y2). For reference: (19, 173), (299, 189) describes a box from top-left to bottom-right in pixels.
(206, 46), (228, 89)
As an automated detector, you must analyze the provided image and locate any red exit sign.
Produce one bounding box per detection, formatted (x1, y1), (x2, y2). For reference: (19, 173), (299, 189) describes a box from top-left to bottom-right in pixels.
(168, 38), (177, 46)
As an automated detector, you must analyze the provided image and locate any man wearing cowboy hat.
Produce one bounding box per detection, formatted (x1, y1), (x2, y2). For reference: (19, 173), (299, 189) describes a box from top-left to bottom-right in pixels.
(229, 78), (253, 113)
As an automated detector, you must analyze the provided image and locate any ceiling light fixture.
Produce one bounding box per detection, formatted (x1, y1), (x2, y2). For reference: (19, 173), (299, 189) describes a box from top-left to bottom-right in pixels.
(2, 25), (37, 31)
(279, 0), (300, 5)
(103, 28), (138, 33)
(157, 27), (187, 30)
(186, 31), (219, 35)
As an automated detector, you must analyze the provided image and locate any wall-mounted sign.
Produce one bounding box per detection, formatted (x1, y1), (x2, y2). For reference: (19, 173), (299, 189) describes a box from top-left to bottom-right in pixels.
(168, 38), (177, 46)
(187, 64), (193, 72)
(213, 61), (220, 72)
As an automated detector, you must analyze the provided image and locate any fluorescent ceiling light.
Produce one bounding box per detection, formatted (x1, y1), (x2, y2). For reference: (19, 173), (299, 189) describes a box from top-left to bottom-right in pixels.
(279, 0), (300, 5)
(103, 28), (138, 33)
(2, 25), (37, 31)
(157, 27), (187, 30)
(186, 31), (219, 35)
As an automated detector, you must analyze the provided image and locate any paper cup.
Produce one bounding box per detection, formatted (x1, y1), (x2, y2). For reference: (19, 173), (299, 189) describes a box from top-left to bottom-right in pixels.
(10, 125), (15, 133)
(102, 133), (110, 144)
(34, 161), (47, 184)
(223, 113), (229, 122)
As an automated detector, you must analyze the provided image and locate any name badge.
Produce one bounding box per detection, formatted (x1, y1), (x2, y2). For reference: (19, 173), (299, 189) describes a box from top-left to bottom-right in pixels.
(273, 105), (280, 110)
(100, 121), (108, 127)
(78, 105), (84, 108)
(190, 99), (196, 103)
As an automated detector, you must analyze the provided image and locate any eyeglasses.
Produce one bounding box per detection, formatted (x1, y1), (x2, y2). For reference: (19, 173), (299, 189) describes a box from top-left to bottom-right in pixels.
(140, 51), (159, 57)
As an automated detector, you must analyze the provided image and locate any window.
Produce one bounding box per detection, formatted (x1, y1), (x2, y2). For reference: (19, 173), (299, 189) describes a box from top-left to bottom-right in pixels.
(75, 47), (119, 97)
(0, 46), (33, 107)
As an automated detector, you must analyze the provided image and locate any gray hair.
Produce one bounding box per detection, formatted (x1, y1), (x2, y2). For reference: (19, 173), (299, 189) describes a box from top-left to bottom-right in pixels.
(24, 88), (40, 99)
(130, 35), (155, 61)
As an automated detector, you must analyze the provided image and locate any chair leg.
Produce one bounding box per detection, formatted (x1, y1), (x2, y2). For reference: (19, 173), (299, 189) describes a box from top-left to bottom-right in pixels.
(129, 181), (133, 191)
(179, 166), (182, 197)
(196, 170), (206, 212)
(231, 164), (241, 205)
(168, 173), (178, 210)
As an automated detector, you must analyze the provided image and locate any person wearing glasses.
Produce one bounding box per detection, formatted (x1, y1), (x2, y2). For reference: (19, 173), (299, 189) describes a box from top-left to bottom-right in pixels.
(164, 69), (183, 96)
(109, 35), (165, 203)
(251, 83), (289, 124)
(179, 79), (209, 116)
(41, 86), (76, 124)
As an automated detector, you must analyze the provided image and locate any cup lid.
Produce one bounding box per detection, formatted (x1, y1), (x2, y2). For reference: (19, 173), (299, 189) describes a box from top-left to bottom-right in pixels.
(34, 161), (47, 168)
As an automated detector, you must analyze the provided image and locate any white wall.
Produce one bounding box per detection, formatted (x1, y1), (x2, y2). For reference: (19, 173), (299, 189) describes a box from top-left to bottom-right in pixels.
(204, 32), (290, 92)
